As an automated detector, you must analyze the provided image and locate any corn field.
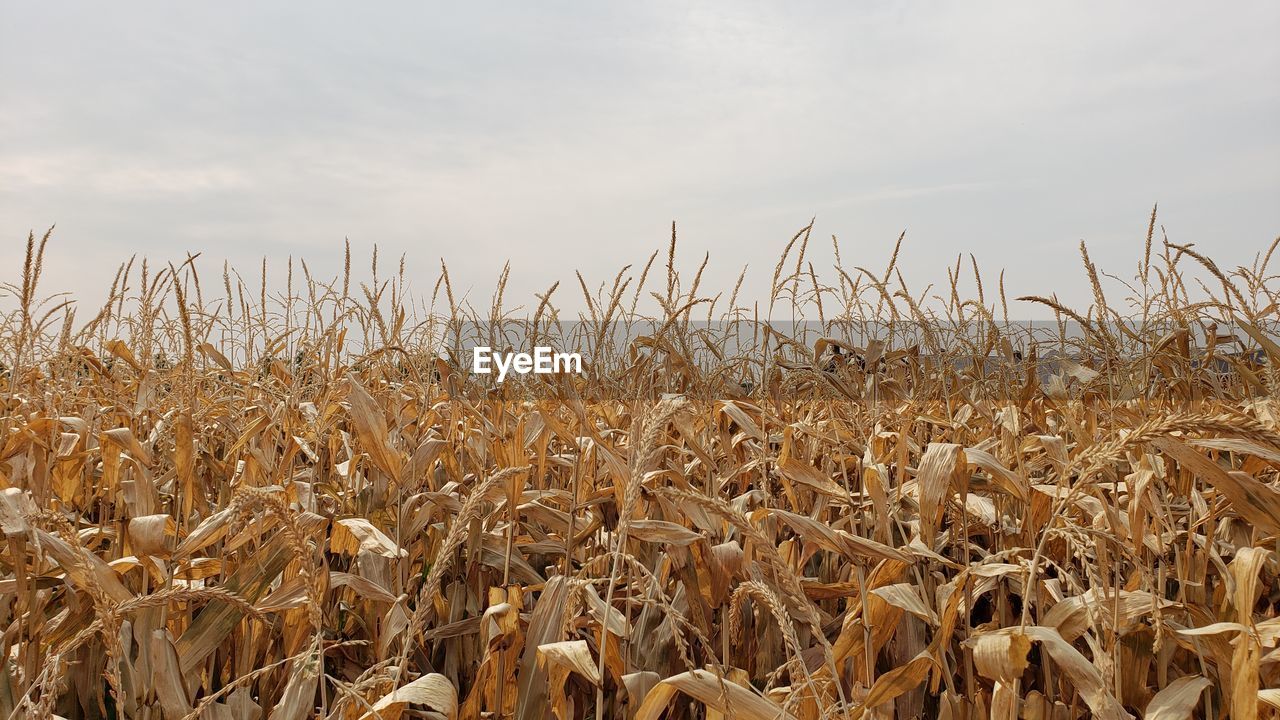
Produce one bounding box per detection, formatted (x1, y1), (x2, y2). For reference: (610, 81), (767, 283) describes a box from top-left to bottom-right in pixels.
(1, 216), (1279, 719)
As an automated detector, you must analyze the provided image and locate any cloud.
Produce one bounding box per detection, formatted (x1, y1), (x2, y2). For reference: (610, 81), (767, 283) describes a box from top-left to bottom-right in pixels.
(1, 1), (1276, 317)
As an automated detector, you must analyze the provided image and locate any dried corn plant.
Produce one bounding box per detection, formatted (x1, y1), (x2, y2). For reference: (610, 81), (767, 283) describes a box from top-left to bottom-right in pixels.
(0, 214), (1278, 719)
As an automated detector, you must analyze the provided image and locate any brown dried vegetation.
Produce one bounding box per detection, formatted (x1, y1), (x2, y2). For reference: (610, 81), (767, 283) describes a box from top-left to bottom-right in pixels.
(1, 216), (1279, 719)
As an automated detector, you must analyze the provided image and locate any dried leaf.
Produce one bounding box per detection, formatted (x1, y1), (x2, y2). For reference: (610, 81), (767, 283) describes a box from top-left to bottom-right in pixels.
(361, 672), (457, 720)
(777, 456), (848, 497)
(1154, 437), (1280, 534)
(536, 640), (601, 685)
(1145, 676), (1211, 720)
(346, 374), (403, 481)
(627, 519), (703, 546)
(332, 518), (406, 558)
(635, 669), (798, 720)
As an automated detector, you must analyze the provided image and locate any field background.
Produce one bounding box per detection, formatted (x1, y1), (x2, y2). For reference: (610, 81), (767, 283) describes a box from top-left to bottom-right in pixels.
(1, 221), (1279, 719)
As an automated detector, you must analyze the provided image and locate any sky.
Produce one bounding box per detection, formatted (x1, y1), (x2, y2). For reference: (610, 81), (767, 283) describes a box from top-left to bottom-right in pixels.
(2, 2), (1277, 318)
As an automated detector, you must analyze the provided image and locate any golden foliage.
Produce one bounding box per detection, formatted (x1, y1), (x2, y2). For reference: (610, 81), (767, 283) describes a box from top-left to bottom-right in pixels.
(0, 220), (1278, 718)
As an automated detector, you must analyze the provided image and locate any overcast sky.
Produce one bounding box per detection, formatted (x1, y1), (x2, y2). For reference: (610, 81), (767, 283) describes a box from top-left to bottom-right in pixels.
(2, 2), (1277, 318)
